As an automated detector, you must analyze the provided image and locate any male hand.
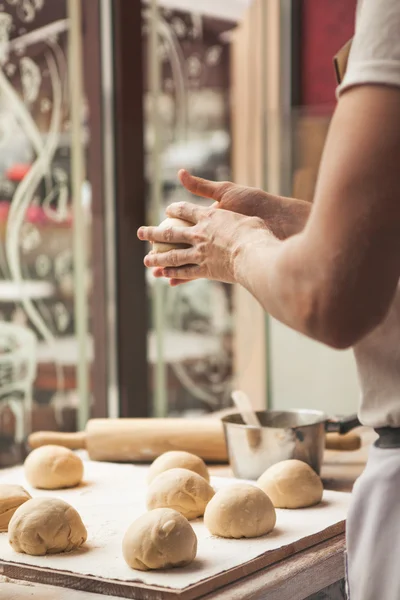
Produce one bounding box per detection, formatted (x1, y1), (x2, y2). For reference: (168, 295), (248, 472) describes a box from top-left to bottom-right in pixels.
(152, 169), (311, 286)
(139, 202), (276, 284)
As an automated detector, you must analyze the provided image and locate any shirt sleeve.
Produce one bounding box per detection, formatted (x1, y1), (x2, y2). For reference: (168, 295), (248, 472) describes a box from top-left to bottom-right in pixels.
(337, 0), (400, 97)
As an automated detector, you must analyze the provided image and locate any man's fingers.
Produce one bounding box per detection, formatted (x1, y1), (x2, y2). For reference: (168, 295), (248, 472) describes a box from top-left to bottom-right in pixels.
(163, 265), (203, 281)
(166, 201), (208, 224)
(144, 248), (199, 268)
(137, 224), (193, 244)
(178, 169), (233, 202)
(169, 278), (191, 287)
(152, 267), (164, 278)
(178, 169), (218, 199)
(153, 267), (192, 286)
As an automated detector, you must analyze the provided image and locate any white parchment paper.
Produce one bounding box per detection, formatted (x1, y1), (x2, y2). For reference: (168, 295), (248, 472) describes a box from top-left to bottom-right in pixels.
(0, 460), (350, 590)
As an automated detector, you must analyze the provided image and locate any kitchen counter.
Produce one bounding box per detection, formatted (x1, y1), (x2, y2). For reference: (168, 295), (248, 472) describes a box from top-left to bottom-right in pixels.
(0, 428), (374, 600)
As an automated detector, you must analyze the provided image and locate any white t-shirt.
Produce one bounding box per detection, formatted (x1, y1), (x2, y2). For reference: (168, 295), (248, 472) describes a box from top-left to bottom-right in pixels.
(337, 0), (400, 427)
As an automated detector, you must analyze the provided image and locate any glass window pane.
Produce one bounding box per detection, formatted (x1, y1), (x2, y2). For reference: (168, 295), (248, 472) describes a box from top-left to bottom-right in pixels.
(0, 0), (91, 466)
(143, 3), (236, 417)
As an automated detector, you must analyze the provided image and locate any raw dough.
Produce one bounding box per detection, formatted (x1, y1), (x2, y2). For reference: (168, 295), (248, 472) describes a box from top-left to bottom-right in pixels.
(8, 497), (87, 556)
(152, 217), (192, 253)
(147, 451), (210, 484)
(122, 508), (197, 571)
(0, 485), (31, 532)
(204, 483), (276, 538)
(146, 468), (214, 520)
(257, 459), (323, 509)
(24, 445), (84, 490)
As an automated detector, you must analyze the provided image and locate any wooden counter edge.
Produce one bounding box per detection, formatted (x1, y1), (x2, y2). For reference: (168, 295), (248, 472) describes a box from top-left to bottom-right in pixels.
(201, 533), (346, 600)
(0, 534), (346, 600)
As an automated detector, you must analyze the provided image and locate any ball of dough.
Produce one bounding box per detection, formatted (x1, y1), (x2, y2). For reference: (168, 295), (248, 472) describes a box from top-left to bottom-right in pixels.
(122, 508), (197, 571)
(204, 483), (276, 539)
(152, 217), (192, 253)
(148, 451), (209, 484)
(146, 468), (214, 520)
(0, 485), (31, 532)
(24, 445), (84, 490)
(257, 459), (323, 509)
(8, 497), (87, 556)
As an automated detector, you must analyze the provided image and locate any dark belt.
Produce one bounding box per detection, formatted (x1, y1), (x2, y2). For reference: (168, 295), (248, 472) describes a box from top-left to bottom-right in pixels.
(374, 427), (400, 448)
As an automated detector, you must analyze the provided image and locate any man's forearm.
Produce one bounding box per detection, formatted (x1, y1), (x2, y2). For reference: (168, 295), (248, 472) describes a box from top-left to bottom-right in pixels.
(234, 232), (320, 341)
(234, 227), (396, 350)
(233, 87), (400, 349)
(217, 189), (311, 240)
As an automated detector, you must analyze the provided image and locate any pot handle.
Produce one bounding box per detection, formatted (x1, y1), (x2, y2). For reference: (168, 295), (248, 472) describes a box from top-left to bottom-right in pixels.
(325, 414), (361, 434)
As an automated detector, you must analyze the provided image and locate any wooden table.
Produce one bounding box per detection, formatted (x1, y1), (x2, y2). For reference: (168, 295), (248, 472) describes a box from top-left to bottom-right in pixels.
(0, 429), (374, 600)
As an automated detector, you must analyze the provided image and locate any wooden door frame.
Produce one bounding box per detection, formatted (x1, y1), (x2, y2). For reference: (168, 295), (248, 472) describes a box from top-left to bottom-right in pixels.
(230, 0), (297, 410)
(82, 0), (149, 419)
(111, 1), (149, 418)
(82, 0), (108, 418)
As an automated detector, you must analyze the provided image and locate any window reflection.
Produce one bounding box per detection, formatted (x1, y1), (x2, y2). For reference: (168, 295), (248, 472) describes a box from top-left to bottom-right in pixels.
(0, 0), (91, 465)
(143, 5), (235, 416)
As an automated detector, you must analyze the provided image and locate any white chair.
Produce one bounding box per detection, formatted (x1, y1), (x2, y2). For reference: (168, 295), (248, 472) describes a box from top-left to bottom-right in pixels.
(0, 322), (37, 443)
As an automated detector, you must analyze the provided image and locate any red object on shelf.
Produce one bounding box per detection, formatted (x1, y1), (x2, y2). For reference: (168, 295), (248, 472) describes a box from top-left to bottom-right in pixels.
(0, 201), (73, 227)
(0, 202), (9, 221)
(26, 205), (46, 224)
(0, 164), (73, 227)
(5, 164), (31, 182)
(301, 0), (357, 107)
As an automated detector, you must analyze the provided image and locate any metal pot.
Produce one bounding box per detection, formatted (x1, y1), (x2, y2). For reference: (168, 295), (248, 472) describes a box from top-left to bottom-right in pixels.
(222, 410), (360, 480)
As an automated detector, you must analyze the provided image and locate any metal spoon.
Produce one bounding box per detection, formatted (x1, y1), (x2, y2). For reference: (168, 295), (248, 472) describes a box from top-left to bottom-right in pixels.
(231, 390), (261, 428)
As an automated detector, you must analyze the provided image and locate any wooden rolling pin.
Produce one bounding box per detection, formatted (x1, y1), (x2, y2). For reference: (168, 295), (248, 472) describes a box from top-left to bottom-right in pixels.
(28, 418), (361, 463)
(28, 419), (229, 463)
(325, 431), (361, 451)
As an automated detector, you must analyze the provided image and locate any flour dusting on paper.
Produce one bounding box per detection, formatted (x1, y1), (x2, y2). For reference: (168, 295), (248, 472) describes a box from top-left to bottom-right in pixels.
(0, 461), (351, 591)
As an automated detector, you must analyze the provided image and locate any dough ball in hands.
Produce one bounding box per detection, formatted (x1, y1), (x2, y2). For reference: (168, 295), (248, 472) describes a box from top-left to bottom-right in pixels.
(122, 508), (197, 571)
(152, 217), (192, 253)
(24, 445), (83, 490)
(8, 497), (87, 556)
(204, 483), (276, 539)
(148, 451), (210, 484)
(257, 459), (323, 509)
(0, 485), (31, 532)
(146, 468), (214, 520)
